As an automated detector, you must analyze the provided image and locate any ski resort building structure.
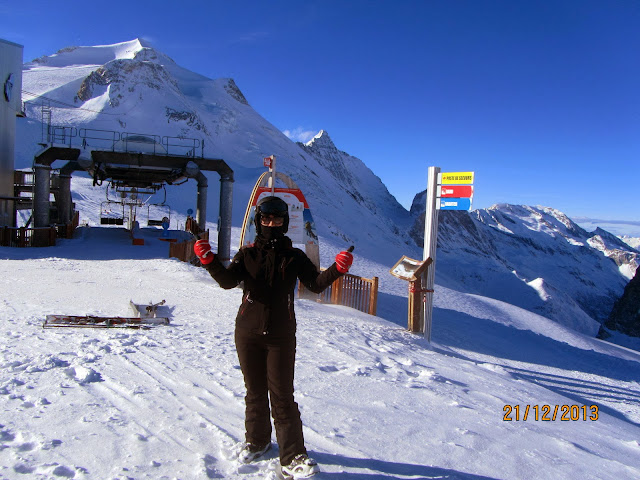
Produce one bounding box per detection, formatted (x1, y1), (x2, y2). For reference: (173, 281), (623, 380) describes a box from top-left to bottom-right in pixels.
(0, 38), (23, 228)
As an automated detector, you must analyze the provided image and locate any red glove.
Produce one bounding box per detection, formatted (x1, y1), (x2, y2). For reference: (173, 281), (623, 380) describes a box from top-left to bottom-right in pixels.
(194, 239), (214, 265)
(335, 250), (353, 273)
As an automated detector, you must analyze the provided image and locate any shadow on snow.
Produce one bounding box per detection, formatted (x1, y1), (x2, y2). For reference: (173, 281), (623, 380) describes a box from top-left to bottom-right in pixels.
(312, 452), (499, 480)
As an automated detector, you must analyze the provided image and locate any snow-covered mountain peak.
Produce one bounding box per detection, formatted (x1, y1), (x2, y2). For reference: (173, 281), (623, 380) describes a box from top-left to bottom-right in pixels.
(408, 192), (638, 334)
(73, 53), (179, 111)
(130, 42), (177, 67)
(305, 129), (335, 149)
(299, 130), (350, 181)
(591, 227), (639, 251)
(587, 227), (640, 279)
(25, 39), (183, 113)
(27, 39), (155, 68)
(482, 204), (588, 240)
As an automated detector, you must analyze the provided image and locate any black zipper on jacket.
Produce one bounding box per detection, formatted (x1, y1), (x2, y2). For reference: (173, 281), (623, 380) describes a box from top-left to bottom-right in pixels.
(281, 258), (286, 280)
(239, 292), (253, 315)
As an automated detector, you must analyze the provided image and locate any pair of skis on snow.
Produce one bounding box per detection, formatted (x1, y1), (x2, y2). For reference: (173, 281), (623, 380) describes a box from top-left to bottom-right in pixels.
(43, 300), (170, 329)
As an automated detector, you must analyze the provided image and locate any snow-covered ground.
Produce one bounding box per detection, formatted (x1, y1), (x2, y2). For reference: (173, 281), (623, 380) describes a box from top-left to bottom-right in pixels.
(2, 214), (640, 479)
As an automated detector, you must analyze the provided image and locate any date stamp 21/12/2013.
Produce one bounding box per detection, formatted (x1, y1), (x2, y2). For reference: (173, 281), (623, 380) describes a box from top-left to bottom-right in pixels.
(503, 404), (599, 422)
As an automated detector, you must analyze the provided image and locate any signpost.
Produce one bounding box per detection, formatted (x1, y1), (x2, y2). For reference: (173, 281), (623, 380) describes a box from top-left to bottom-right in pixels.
(436, 171), (474, 212)
(422, 167), (440, 342)
(422, 167), (475, 341)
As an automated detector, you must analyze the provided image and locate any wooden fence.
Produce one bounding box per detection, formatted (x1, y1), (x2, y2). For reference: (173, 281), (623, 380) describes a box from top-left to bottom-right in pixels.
(59, 211), (80, 239)
(299, 271), (378, 316)
(1, 212), (79, 247)
(185, 216), (205, 237)
(1, 226), (57, 247)
(169, 230), (209, 264)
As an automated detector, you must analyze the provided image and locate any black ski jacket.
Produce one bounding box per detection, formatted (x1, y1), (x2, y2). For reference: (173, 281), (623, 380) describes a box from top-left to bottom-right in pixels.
(205, 235), (342, 335)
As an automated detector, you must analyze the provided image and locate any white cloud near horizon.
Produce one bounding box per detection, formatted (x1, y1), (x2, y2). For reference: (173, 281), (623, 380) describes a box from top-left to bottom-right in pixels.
(283, 127), (317, 143)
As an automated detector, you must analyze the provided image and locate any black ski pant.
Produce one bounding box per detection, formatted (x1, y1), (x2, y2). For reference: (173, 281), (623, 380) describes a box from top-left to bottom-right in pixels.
(235, 329), (306, 466)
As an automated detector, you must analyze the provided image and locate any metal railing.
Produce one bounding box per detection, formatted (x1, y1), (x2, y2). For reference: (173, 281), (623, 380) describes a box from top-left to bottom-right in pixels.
(45, 125), (77, 147)
(42, 125), (205, 157)
(162, 136), (202, 157)
(78, 128), (121, 150)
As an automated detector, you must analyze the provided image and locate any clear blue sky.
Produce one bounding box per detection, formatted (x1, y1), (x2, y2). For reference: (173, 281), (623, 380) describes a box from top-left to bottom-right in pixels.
(2, 0), (639, 225)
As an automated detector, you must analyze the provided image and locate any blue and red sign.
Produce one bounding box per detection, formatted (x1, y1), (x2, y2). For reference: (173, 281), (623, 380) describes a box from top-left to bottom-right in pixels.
(438, 185), (473, 198)
(437, 171), (474, 210)
(438, 197), (472, 211)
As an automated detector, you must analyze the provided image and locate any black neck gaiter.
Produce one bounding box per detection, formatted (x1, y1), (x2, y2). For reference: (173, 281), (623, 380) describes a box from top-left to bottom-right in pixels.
(260, 226), (286, 241)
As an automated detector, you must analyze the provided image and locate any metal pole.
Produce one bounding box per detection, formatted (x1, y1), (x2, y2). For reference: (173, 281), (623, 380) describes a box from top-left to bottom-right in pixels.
(218, 174), (234, 265)
(57, 174), (72, 224)
(422, 166), (440, 342)
(33, 163), (51, 228)
(269, 155), (276, 196)
(196, 172), (208, 232)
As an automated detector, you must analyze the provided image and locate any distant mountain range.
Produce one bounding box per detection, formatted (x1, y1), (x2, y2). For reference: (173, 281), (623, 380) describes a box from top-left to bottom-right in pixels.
(15, 39), (639, 339)
(409, 197), (638, 336)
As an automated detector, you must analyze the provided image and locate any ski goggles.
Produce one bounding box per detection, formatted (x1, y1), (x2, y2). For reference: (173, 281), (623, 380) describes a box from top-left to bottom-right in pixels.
(260, 214), (285, 226)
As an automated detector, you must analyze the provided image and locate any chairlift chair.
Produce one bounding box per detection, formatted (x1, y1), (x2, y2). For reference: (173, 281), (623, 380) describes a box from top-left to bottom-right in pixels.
(100, 201), (125, 225)
(147, 205), (171, 227)
(100, 183), (140, 226)
(146, 186), (171, 228)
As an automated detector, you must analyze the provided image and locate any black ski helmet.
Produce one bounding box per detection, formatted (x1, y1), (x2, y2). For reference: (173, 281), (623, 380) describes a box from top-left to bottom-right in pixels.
(255, 196), (289, 234)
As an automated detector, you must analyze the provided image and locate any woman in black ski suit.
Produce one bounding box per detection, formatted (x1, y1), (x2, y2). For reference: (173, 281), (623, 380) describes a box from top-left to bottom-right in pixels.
(194, 196), (353, 477)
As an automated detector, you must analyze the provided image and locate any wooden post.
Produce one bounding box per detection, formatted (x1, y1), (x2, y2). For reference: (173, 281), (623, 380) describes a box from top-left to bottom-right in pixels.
(344, 276), (350, 308)
(408, 278), (424, 333)
(389, 256), (433, 333)
(332, 276), (343, 305)
(369, 277), (378, 315)
(19, 227), (26, 247)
